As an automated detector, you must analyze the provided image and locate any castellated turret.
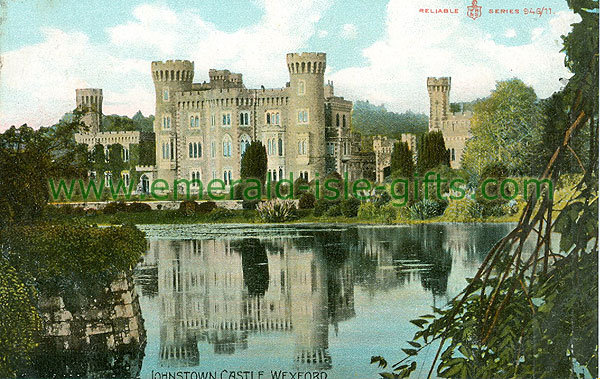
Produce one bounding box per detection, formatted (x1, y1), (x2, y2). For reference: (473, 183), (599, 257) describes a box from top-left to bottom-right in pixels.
(152, 60), (194, 182)
(76, 88), (103, 133)
(286, 52), (327, 179)
(427, 77), (451, 131)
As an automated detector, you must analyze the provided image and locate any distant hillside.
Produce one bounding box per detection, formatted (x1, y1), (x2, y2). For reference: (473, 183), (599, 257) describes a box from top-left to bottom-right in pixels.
(103, 111), (154, 132)
(351, 100), (429, 137)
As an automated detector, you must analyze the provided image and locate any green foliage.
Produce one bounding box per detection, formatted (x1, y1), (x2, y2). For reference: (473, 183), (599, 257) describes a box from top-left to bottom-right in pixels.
(340, 197), (361, 217)
(298, 192), (316, 209)
(107, 144), (125, 179)
(0, 257), (42, 378)
(138, 133), (156, 166)
(325, 204), (342, 217)
(443, 198), (482, 222)
(390, 141), (414, 178)
(196, 201), (218, 214)
(357, 202), (398, 223)
(102, 111), (154, 132)
(256, 199), (296, 222)
(207, 207), (236, 222)
(178, 200), (198, 216)
(409, 199), (446, 220)
(416, 131), (450, 174)
(240, 141), (267, 183)
(0, 117), (89, 225)
(462, 79), (541, 176)
(313, 199), (339, 217)
(0, 224), (146, 300)
(351, 100), (428, 136)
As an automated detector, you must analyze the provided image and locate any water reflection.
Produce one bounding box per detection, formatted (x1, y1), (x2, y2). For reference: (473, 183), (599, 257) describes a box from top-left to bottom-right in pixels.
(135, 224), (513, 375)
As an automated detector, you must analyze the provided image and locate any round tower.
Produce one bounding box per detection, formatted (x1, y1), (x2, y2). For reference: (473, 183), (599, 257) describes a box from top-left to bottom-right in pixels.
(76, 88), (103, 133)
(286, 52), (327, 181)
(427, 77), (451, 131)
(151, 60), (194, 182)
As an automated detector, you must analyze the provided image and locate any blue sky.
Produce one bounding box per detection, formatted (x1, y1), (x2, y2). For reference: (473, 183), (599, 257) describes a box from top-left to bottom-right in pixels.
(0, 0), (578, 129)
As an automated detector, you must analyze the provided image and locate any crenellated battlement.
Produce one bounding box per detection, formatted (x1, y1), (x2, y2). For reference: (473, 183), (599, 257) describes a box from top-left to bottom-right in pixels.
(427, 77), (451, 92)
(286, 52), (326, 74)
(152, 60), (194, 82)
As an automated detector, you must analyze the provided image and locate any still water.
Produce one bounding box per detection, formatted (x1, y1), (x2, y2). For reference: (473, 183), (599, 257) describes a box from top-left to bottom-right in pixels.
(133, 223), (513, 379)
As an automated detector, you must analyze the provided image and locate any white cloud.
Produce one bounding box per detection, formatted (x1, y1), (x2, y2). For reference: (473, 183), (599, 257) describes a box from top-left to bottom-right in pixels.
(0, 0), (333, 129)
(328, 0), (580, 115)
(504, 28), (517, 38)
(318, 29), (328, 37)
(340, 23), (358, 39)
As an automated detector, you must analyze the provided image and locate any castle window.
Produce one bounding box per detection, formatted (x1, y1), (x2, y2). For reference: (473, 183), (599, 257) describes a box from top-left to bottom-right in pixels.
(451, 148), (456, 161)
(240, 111), (250, 126)
(298, 80), (305, 95)
(278, 137), (283, 156)
(342, 115), (346, 128)
(222, 135), (232, 157)
(336, 114), (340, 127)
(223, 170), (232, 185)
(276, 113), (280, 125)
(298, 140), (307, 155)
(211, 141), (215, 158)
(222, 113), (231, 126)
(279, 167), (283, 180)
(240, 134), (251, 156)
(195, 116), (199, 127)
(266, 113), (271, 124)
(163, 89), (169, 101)
(297, 109), (309, 124)
(190, 116), (194, 128)
(211, 115), (216, 127)
(327, 142), (335, 155)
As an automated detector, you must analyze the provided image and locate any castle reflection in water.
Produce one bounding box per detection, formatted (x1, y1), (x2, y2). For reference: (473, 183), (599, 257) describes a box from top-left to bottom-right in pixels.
(135, 225), (509, 371)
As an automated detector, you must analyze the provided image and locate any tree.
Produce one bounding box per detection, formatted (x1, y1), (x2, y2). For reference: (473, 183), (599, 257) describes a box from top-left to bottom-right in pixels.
(351, 100), (428, 136)
(107, 144), (125, 182)
(373, 0), (598, 377)
(0, 114), (87, 224)
(390, 141), (414, 178)
(416, 131), (450, 174)
(240, 141), (267, 183)
(462, 79), (540, 176)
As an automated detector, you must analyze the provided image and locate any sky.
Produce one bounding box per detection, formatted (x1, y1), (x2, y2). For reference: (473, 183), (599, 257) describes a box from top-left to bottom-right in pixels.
(0, 0), (580, 130)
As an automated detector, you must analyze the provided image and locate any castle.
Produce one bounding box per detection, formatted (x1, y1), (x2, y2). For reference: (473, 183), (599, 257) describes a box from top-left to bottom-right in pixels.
(150, 52), (372, 188)
(74, 54), (471, 189)
(427, 77), (472, 168)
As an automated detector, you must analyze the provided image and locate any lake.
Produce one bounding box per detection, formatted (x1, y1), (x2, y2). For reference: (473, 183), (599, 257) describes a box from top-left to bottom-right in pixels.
(133, 223), (514, 379)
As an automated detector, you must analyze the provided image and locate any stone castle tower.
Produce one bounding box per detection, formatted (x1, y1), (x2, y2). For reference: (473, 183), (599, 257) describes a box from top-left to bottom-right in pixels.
(427, 77), (451, 131)
(286, 52), (327, 178)
(426, 77), (472, 168)
(76, 88), (103, 133)
(151, 60), (194, 183)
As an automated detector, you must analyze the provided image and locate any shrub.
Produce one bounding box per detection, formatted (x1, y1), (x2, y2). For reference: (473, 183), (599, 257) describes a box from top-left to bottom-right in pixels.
(358, 202), (377, 220)
(340, 197), (361, 217)
(443, 198), (483, 222)
(313, 199), (339, 217)
(0, 257), (42, 378)
(357, 202), (397, 223)
(374, 190), (392, 208)
(256, 199), (296, 223)
(196, 201), (217, 214)
(0, 224), (146, 299)
(207, 207), (235, 221)
(242, 199), (260, 210)
(325, 204), (342, 217)
(128, 202), (151, 213)
(298, 192), (316, 209)
(102, 201), (128, 215)
(179, 200), (198, 216)
(409, 199), (446, 220)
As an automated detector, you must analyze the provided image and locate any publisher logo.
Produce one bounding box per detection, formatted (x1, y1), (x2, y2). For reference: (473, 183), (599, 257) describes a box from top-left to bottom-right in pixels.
(467, 0), (482, 20)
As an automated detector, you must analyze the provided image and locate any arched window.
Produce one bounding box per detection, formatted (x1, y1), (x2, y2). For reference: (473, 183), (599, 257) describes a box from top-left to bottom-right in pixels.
(342, 115), (346, 128)
(195, 116), (199, 127)
(266, 113), (271, 124)
(189, 143), (193, 158)
(279, 168), (283, 181)
(336, 114), (340, 127)
(190, 116), (194, 128)
(240, 134), (251, 156)
(222, 135), (232, 157)
(276, 113), (280, 125)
